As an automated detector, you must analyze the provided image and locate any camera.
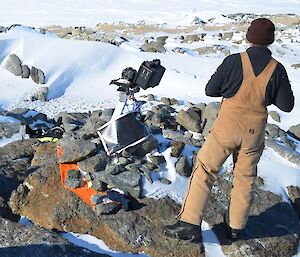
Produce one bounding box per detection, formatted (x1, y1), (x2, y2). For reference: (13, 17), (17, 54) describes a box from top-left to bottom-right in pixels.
(110, 59), (165, 94)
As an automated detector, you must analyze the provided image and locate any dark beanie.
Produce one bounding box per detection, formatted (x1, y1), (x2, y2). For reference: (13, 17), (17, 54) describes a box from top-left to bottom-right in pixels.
(246, 18), (275, 46)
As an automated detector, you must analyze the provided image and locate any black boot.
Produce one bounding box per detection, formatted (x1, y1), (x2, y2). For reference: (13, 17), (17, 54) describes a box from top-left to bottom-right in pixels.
(163, 220), (202, 243)
(223, 212), (242, 241)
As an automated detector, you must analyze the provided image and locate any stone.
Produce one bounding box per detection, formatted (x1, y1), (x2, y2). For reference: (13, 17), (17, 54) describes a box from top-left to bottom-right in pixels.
(147, 94), (155, 101)
(159, 178), (171, 185)
(21, 64), (30, 78)
(265, 137), (300, 167)
(31, 86), (48, 101)
(184, 34), (201, 42)
(287, 186), (300, 218)
(149, 155), (166, 166)
(170, 141), (185, 157)
(291, 63), (300, 69)
(90, 194), (105, 205)
(67, 169), (80, 179)
(132, 136), (158, 157)
(269, 110), (281, 122)
(78, 152), (109, 173)
(30, 66), (45, 84)
(4, 54), (22, 76)
(0, 122), (20, 139)
(95, 202), (120, 215)
(0, 218), (107, 257)
(175, 156), (192, 177)
(149, 125), (162, 135)
(160, 97), (171, 105)
(105, 164), (123, 175)
(92, 179), (107, 192)
(170, 98), (179, 105)
(163, 129), (203, 147)
(142, 161), (158, 171)
(288, 124), (300, 140)
(156, 36), (168, 45)
(266, 123), (280, 138)
(193, 46), (217, 55)
(55, 112), (88, 132)
(140, 41), (166, 53)
(58, 137), (97, 163)
(221, 32), (234, 40)
(100, 109), (114, 122)
(64, 178), (81, 188)
(176, 108), (202, 133)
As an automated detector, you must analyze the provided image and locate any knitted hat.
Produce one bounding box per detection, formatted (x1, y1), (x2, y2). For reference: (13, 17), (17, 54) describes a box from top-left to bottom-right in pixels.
(246, 18), (275, 46)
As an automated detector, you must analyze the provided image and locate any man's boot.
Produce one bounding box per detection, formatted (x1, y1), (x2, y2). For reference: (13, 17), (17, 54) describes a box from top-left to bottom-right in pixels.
(224, 212), (242, 241)
(163, 220), (202, 243)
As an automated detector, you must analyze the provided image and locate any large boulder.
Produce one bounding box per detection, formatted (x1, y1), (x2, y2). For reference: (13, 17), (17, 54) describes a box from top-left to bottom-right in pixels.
(176, 108), (202, 133)
(0, 218), (110, 257)
(4, 54), (22, 76)
(30, 66), (45, 84)
(9, 144), (203, 257)
(9, 143), (299, 257)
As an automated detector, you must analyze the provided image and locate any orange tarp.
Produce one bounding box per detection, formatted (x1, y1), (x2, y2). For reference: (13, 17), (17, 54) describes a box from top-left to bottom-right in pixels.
(57, 146), (106, 209)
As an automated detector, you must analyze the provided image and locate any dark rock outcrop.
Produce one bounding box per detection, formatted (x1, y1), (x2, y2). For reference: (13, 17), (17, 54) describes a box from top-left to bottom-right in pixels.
(9, 144), (203, 257)
(0, 218), (110, 257)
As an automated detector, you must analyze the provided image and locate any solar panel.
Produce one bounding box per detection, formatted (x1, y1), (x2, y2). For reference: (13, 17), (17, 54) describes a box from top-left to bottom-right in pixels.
(97, 111), (151, 155)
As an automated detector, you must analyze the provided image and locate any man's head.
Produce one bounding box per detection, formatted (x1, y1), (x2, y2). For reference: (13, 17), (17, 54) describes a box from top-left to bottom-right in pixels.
(246, 18), (275, 46)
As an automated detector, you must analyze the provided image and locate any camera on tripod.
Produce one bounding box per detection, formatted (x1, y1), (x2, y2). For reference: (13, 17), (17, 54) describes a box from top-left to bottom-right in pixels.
(110, 59), (165, 95)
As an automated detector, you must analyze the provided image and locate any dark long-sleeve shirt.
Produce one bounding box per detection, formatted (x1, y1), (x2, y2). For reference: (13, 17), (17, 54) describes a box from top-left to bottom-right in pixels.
(205, 46), (294, 112)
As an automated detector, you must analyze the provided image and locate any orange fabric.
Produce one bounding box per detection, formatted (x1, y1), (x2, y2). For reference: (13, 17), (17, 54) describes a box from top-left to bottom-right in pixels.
(57, 146), (106, 209)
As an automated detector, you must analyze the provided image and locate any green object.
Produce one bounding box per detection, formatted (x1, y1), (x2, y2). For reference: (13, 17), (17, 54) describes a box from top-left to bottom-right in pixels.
(38, 137), (59, 142)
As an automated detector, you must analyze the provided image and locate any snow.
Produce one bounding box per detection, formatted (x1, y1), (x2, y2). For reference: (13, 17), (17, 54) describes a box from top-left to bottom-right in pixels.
(1, 1), (300, 256)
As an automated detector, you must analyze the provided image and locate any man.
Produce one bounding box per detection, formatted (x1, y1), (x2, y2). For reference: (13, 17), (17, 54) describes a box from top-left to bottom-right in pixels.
(164, 18), (294, 244)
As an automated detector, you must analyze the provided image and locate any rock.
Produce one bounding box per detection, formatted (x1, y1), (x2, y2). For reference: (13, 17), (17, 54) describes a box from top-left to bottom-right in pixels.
(4, 54), (22, 76)
(96, 167), (142, 199)
(176, 108), (202, 133)
(95, 202), (120, 215)
(279, 129), (294, 148)
(0, 196), (19, 221)
(184, 34), (201, 42)
(0, 122), (20, 139)
(269, 110), (281, 122)
(206, 173), (300, 257)
(132, 136), (158, 157)
(147, 94), (155, 101)
(140, 41), (166, 53)
(92, 180), (107, 192)
(291, 63), (300, 69)
(21, 64), (30, 78)
(175, 155), (192, 177)
(78, 152), (109, 173)
(30, 66), (45, 84)
(0, 218), (108, 257)
(64, 178), (81, 188)
(142, 161), (158, 171)
(288, 124), (300, 140)
(9, 151), (203, 257)
(149, 125), (162, 135)
(80, 110), (106, 139)
(31, 86), (48, 101)
(159, 178), (171, 185)
(287, 186), (300, 218)
(55, 112), (88, 132)
(266, 123), (280, 138)
(265, 137), (300, 167)
(67, 169), (80, 179)
(156, 36), (168, 45)
(149, 155), (166, 166)
(201, 102), (220, 136)
(163, 129), (203, 147)
(193, 46), (217, 55)
(100, 109), (114, 122)
(105, 164), (123, 175)
(221, 32), (234, 40)
(170, 141), (185, 157)
(58, 137), (97, 163)
(160, 97), (171, 106)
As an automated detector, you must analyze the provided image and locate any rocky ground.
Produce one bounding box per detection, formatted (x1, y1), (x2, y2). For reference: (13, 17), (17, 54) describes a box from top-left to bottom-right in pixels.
(0, 92), (299, 256)
(0, 12), (300, 257)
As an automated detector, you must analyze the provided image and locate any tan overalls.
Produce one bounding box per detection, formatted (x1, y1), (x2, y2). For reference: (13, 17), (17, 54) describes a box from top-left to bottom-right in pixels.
(179, 52), (278, 229)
